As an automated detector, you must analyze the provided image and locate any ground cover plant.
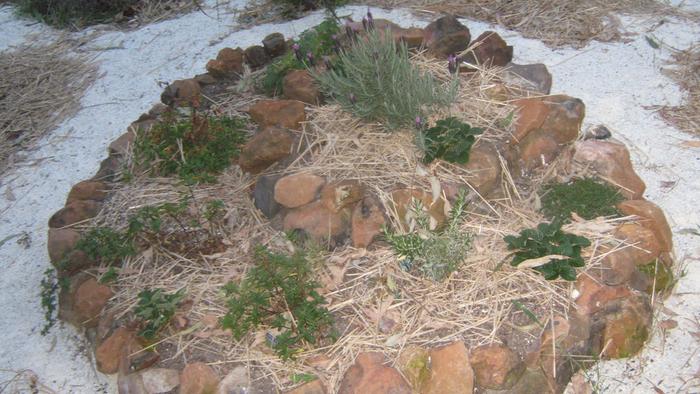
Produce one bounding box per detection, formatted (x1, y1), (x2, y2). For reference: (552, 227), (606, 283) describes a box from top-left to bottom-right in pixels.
(539, 177), (623, 222)
(420, 117), (483, 164)
(135, 288), (185, 340)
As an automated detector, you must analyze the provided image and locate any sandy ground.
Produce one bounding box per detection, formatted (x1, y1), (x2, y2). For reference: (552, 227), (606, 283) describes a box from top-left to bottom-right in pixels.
(0, 1), (698, 393)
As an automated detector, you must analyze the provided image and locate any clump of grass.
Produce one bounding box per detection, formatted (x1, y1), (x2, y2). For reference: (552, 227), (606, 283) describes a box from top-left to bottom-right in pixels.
(220, 246), (334, 360)
(134, 288), (185, 340)
(10, 0), (136, 28)
(420, 117), (483, 164)
(540, 178), (623, 222)
(314, 28), (458, 130)
(384, 191), (472, 280)
(134, 113), (247, 184)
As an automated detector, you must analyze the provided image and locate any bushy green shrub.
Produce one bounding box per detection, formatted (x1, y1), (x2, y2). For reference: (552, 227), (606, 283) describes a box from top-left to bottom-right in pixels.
(220, 246), (334, 360)
(540, 178), (623, 222)
(135, 288), (185, 340)
(504, 221), (591, 281)
(314, 28), (458, 130)
(420, 117), (483, 164)
(11, 0), (136, 28)
(384, 191), (471, 280)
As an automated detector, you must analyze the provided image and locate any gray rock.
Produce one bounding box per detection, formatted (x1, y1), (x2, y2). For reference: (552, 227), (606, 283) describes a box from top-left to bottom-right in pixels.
(217, 366), (250, 394)
(254, 174), (281, 218)
(504, 62), (552, 95)
(140, 368), (180, 394)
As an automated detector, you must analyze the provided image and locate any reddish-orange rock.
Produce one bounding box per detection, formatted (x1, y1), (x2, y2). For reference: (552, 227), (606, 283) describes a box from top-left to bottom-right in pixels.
(424, 341), (474, 394)
(320, 180), (364, 213)
(512, 98), (549, 142)
(614, 223), (662, 265)
(249, 99), (306, 130)
(351, 196), (386, 249)
(462, 143), (501, 196)
(470, 344), (524, 389)
(95, 327), (140, 374)
(575, 274), (631, 315)
(73, 278), (112, 327)
(617, 199), (673, 252)
(274, 173), (325, 208)
(283, 69), (321, 105)
(283, 201), (350, 244)
(160, 79), (201, 108)
(463, 31), (513, 67)
(180, 362), (220, 394)
(390, 188), (446, 231)
(238, 126), (294, 174)
(338, 352), (411, 394)
(424, 15), (471, 58)
(206, 47), (244, 78)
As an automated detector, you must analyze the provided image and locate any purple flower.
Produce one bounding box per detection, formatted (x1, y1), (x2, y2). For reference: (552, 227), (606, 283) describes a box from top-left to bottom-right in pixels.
(415, 116), (423, 129)
(292, 43), (302, 61)
(349, 93), (357, 104)
(448, 54), (458, 74)
(306, 51), (315, 66)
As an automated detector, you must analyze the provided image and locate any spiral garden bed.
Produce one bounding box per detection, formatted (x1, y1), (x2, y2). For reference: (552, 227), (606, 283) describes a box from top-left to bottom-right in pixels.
(45, 12), (675, 394)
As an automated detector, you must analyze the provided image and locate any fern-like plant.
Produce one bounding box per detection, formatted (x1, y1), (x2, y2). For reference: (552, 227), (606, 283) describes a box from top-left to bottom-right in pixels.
(420, 117), (483, 164)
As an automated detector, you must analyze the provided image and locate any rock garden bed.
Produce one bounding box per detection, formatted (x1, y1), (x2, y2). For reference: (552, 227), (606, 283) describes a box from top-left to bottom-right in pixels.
(45, 11), (676, 394)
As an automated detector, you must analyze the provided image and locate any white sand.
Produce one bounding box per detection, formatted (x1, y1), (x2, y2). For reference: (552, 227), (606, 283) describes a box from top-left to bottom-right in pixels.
(0, 2), (698, 392)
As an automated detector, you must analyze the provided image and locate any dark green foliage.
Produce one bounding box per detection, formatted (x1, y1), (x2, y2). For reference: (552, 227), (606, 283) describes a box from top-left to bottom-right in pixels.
(314, 29), (457, 130)
(504, 221), (591, 281)
(99, 267), (119, 284)
(11, 0), (135, 28)
(76, 227), (136, 262)
(540, 178), (623, 222)
(384, 191), (471, 280)
(128, 198), (190, 236)
(134, 115), (247, 184)
(220, 246), (334, 360)
(262, 18), (340, 95)
(40, 268), (59, 335)
(135, 288), (185, 340)
(421, 117), (483, 164)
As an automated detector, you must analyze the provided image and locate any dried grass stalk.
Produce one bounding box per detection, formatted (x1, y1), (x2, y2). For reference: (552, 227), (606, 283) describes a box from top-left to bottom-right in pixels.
(660, 45), (699, 134)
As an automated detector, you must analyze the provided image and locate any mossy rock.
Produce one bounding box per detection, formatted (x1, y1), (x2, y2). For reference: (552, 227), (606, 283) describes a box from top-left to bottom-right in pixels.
(638, 260), (674, 294)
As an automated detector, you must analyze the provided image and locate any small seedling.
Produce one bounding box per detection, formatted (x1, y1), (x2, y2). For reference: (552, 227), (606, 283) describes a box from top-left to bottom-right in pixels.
(420, 117), (483, 164)
(504, 221), (591, 281)
(134, 288), (185, 340)
(540, 178), (623, 222)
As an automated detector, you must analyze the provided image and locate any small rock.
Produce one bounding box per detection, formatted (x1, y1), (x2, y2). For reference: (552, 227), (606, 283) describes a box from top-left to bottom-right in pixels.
(274, 173), (325, 208)
(217, 366), (249, 394)
(320, 180), (364, 212)
(207, 47), (244, 78)
(461, 143), (501, 196)
(283, 201), (350, 245)
(248, 99), (306, 130)
(180, 362), (220, 394)
(617, 199), (673, 252)
(254, 175), (281, 218)
(424, 341), (474, 394)
(583, 124), (612, 140)
(263, 32), (287, 57)
(424, 15), (471, 58)
(244, 45), (270, 68)
(613, 223), (662, 264)
(140, 368), (180, 394)
(238, 126), (294, 174)
(470, 344), (524, 390)
(285, 379), (326, 394)
(95, 327), (140, 374)
(47, 228), (80, 263)
(463, 31), (512, 67)
(48, 200), (102, 228)
(66, 180), (109, 204)
(351, 195), (386, 249)
(160, 79), (201, 108)
(503, 62), (552, 95)
(573, 140), (646, 199)
(338, 352), (411, 394)
(283, 70), (321, 105)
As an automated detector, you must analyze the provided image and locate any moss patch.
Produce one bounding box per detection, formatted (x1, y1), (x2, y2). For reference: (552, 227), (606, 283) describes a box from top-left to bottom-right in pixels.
(638, 260), (674, 294)
(540, 177), (623, 222)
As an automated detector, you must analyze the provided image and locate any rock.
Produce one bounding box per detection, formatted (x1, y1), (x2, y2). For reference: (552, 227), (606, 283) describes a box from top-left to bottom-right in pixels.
(397, 345), (431, 391)
(393, 27), (425, 48)
(207, 47), (244, 78)
(423, 341), (474, 394)
(180, 362), (220, 394)
(194, 73), (217, 85)
(583, 124), (612, 140)
(512, 98), (549, 143)
(540, 96), (586, 144)
(598, 246), (644, 287)
(108, 130), (136, 156)
(617, 200), (673, 252)
(283, 201), (349, 245)
(48, 200), (102, 228)
(130, 352), (160, 373)
(140, 368), (180, 394)
(572, 140), (646, 199)
(424, 15), (471, 58)
(286, 379), (326, 394)
(320, 180), (364, 212)
(66, 180), (109, 204)
(47, 228), (80, 263)
(518, 134), (560, 171)
(217, 366), (249, 394)
(503, 62), (552, 94)
(248, 99), (306, 130)
(637, 260), (674, 294)
(390, 188), (446, 231)
(149, 103), (170, 117)
(574, 274), (631, 315)
(283, 70), (321, 105)
(244, 45), (270, 68)
(95, 327), (140, 374)
(263, 32), (287, 57)
(482, 368), (549, 394)
(254, 175), (281, 218)
(462, 143), (501, 196)
(71, 278), (112, 327)
(238, 126), (294, 174)
(93, 154), (122, 181)
(351, 196), (386, 249)
(160, 79), (201, 108)
(613, 223), (662, 264)
(274, 173), (325, 208)
(470, 344), (524, 390)
(463, 31), (512, 67)
(591, 294), (652, 359)
(338, 352), (411, 394)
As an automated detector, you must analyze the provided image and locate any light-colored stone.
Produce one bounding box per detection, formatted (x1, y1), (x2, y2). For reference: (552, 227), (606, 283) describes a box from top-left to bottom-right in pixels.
(573, 140), (646, 199)
(180, 362), (219, 394)
(274, 173), (325, 208)
(141, 368), (181, 393)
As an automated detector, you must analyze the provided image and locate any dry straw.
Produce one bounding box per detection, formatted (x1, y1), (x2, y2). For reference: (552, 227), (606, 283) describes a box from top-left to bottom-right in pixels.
(660, 45), (699, 135)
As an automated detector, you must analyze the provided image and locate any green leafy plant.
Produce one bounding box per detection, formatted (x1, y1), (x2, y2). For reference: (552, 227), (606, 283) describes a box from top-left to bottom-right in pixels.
(540, 178), (623, 222)
(134, 288), (185, 340)
(99, 267), (119, 284)
(504, 221), (591, 281)
(76, 227), (136, 262)
(314, 28), (457, 130)
(420, 117), (483, 164)
(384, 191), (472, 280)
(134, 114), (247, 184)
(40, 268), (59, 335)
(220, 246), (334, 360)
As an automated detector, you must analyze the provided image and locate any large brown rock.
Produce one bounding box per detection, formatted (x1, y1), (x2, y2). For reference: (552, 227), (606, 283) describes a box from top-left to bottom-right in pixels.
(320, 180), (364, 213)
(206, 47), (244, 78)
(470, 344), (524, 390)
(48, 200), (102, 228)
(338, 352), (411, 394)
(283, 201), (350, 245)
(351, 196), (386, 249)
(463, 31), (513, 67)
(617, 200), (673, 252)
(393, 27), (425, 48)
(613, 223), (662, 264)
(244, 45), (270, 68)
(238, 126), (294, 174)
(424, 341), (474, 394)
(573, 140), (646, 199)
(248, 99), (306, 130)
(47, 227), (80, 263)
(424, 15), (471, 58)
(283, 70), (321, 105)
(462, 143), (501, 196)
(590, 293), (652, 359)
(161, 79), (201, 108)
(263, 32), (287, 57)
(574, 274), (631, 315)
(512, 98), (549, 143)
(274, 173), (325, 208)
(180, 362), (219, 394)
(66, 180), (109, 204)
(95, 327), (141, 374)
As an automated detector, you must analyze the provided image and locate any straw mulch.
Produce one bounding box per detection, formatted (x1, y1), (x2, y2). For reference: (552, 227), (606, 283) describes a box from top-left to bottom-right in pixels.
(89, 57), (633, 391)
(659, 45), (700, 135)
(0, 37), (97, 173)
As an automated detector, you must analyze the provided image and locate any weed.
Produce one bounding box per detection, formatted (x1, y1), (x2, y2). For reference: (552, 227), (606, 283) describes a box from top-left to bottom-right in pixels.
(220, 246), (334, 360)
(76, 227), (136, 263)
(420, 117), (483, 164)
(40, 268), (59, 335)
(10, 0), (136, 28)
(314, 28), (457, 130)
(540, 178), (623, 222)
(203, 199), (225, 223)
(134, 288), (185, 340)
(504, 221), (591, 281)
(98, 267), (119, 284)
